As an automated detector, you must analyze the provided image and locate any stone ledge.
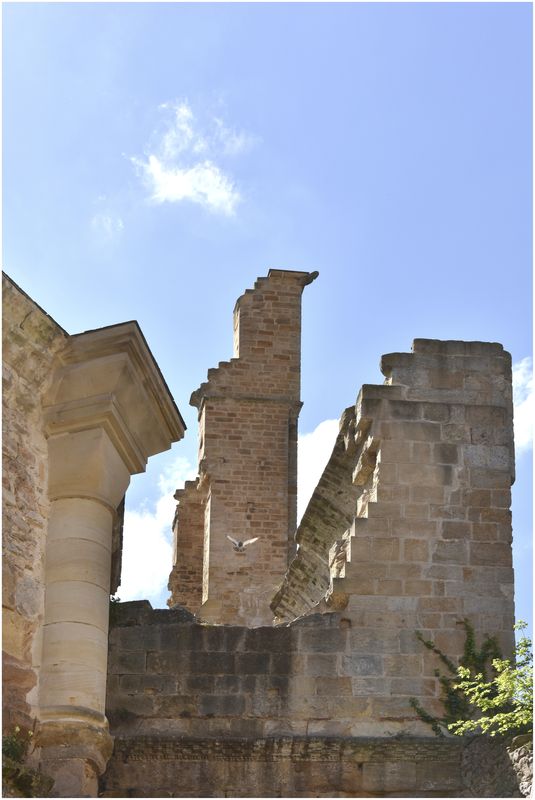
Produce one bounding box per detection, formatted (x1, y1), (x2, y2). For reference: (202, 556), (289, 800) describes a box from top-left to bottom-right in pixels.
(109, 734), (463, 763)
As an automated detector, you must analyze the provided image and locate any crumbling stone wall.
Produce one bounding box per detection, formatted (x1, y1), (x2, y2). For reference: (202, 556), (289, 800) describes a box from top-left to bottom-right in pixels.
(103, 601), (465, 797)
(104, 602), (530, 798)
(168, 269), (318, 625)
(106, 602), (369, 740)
(272, 338), (516, 727)
(2, 273), (67, 730)
(169, 479), (204, 613)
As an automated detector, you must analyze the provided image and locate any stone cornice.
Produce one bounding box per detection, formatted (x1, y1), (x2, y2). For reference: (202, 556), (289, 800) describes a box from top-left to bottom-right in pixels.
(43, 322), (185, 472)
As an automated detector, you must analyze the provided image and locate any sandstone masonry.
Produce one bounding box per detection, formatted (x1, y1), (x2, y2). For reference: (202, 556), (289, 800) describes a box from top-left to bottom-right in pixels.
(168, 269), (318, 625)
(2, 273), (185, 796)
(2, 275), (68, 732)
(3, 269), (528, 798)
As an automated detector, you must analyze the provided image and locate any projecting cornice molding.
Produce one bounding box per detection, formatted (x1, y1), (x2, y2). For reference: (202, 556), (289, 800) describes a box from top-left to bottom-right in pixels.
(43, 321), (185, 474)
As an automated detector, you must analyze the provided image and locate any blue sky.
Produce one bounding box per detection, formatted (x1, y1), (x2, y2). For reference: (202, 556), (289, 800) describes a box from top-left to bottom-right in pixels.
(3, 3), (532, 631)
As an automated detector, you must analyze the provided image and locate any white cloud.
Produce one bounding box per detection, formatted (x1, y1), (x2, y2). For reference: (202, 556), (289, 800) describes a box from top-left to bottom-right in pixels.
(213, 117), (257, 156)
(297, 419), (339, 523)
(133, 154), (239, 216)
(131, 100), (253, 216)
(513, 357), (534, 454)
(90, 212), (124, 241)
(118, 456), (196, 607)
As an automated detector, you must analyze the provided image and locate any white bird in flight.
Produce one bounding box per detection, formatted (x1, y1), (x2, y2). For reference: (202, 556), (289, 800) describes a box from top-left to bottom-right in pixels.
(226, 535), (259, 552)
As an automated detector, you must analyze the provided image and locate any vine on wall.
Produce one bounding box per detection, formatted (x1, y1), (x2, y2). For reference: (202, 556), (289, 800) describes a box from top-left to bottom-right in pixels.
(410, 618), (502, 737)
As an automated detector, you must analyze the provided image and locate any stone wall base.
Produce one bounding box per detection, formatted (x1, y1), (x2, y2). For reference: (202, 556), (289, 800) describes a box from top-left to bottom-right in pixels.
(460, 735), (532, 798)
(100, 736), (464, 798)
(36, 719), (114, 798)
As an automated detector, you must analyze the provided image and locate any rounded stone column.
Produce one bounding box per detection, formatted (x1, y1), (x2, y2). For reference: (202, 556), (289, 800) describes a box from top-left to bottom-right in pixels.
(35, 322), (186, 797)
(38, 428), (130, 796)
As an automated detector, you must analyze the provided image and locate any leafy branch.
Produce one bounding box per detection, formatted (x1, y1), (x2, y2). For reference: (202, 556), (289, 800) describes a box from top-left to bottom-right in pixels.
(447, 621), (533, 738)
(410, 618), (502, 737)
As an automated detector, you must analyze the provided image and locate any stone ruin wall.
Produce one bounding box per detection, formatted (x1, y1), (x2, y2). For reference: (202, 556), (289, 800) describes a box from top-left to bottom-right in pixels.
(2, 274), (67, 731)
(102, 601), (465, 797)
(2, 273), (185, 796)
(272, 338), (516, 679)
(101, 272), (523, 797)
(168, 269), (318, 626)
(2, 269), (528, 798)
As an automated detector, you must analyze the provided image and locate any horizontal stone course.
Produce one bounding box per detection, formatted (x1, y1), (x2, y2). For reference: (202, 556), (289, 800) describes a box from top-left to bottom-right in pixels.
(101, 734), (470, 798)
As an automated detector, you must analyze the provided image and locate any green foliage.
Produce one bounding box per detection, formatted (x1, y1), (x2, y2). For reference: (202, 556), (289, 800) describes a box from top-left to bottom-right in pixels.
(448, 622), (533, 738)
(410, 619), (502, 737)
(109, 594), (122, 624)
(2, 727), (54, 797)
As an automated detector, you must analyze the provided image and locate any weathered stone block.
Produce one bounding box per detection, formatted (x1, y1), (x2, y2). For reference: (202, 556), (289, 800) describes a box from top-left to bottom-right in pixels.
(108, 651), (146, 674)
(244, 626), (289, 651)
(403, 539), (429, 561)
(314, 676), (353, 695)
(199, 694), (246, 716)
(421, 402), (451, 421)
(388, 562), (423, 579)
(432, 539), (468, 565)
(236, 652), (271, 674)
(470, 542), (512, 567)
(191, 652), (236, 674)
(471, 467), (511, 488)
(153, 694), (199, 717)
(342, 654), (383, 676)
(214, 674), (242, 693)
(185, 674), (216, 693)
(304, 653), (339, 676)
(363, 761), (417, 793)
(299, 627), (348, 653)
(145, 651), (189, 674)
(383, 654), (423, 677)
(404, 579), (432, 595)
(270, 652), (292, 674)
(441, 520), (472, 539)
(350, 677), (386, 696)
(349, 629), (400, 654)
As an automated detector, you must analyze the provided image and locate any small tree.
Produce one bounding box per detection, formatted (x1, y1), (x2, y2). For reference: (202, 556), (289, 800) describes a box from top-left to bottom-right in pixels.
(448, 622), (533, 738)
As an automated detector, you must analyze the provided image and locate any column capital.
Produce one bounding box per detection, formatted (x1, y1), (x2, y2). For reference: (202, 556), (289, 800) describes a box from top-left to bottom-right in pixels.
(43, 321), (185, 475)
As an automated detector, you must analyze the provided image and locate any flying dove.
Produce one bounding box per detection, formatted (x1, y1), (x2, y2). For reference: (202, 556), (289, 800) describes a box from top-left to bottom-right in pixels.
(226, 535), (259, 552)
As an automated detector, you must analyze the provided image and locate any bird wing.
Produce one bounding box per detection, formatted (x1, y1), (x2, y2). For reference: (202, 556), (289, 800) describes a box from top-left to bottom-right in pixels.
(226, 535), (239, 546)
(242, 537), (259, 547)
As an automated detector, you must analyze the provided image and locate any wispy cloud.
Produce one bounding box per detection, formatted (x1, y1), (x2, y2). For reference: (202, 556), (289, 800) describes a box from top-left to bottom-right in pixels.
(297, 419), (339, 523)
(132, 100), (255, 216)
(119, 456), (196, 607)
(513, 357), (534, 454)
(90, 212), (124, 242)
